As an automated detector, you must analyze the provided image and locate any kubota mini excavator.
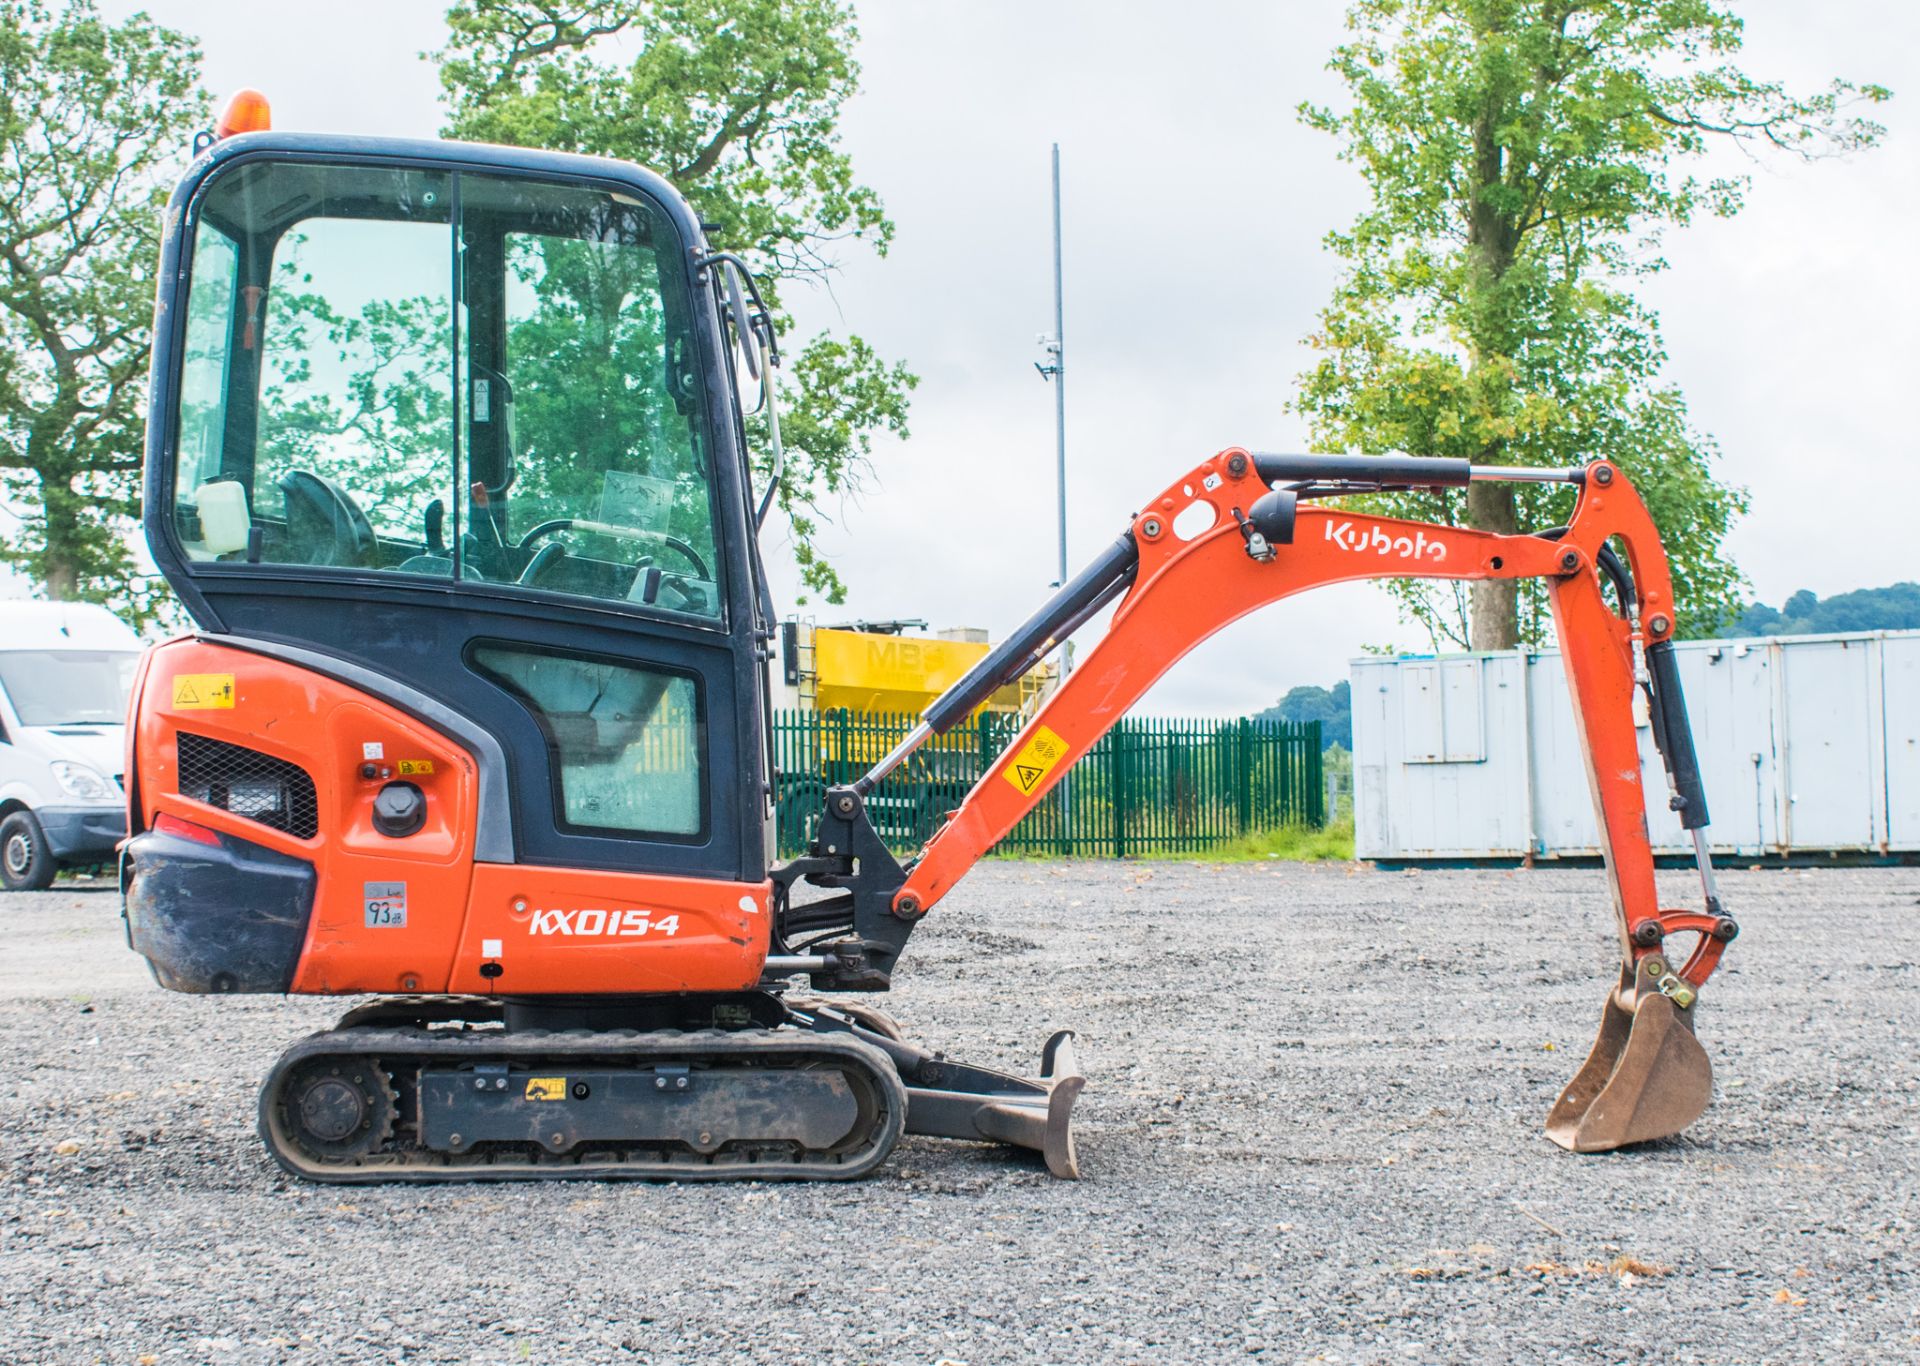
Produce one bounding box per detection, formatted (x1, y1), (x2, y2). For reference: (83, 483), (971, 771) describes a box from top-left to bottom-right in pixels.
(121, 94), (1736, 1182)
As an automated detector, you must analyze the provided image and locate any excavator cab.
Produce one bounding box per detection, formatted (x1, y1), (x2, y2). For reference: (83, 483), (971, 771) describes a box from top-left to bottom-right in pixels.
(124, 108), (1730, 1185)
(147, 139), (767, 888)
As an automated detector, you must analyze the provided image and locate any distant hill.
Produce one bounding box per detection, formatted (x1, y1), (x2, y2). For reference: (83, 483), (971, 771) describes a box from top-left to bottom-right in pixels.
(1254, 681), (1351, 751)
(1722, 583), (1920, 638)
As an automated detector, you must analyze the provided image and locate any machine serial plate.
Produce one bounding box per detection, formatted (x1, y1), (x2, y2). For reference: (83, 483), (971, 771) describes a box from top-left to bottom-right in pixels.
(364, 882), (408, 928)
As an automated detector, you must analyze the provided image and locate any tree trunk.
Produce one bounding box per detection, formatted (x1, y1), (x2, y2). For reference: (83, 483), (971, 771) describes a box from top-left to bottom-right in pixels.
(1460, 78), (1522, 652)
(36, 471), (82, 602)
(1466, 479), (1519, 650)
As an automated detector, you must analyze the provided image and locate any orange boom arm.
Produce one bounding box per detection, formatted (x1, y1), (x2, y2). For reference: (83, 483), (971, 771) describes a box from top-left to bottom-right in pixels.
(784, 448), (1735, 1152)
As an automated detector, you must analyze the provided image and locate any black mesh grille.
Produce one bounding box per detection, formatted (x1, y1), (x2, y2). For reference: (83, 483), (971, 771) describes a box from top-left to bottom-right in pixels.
(176, 732), (320, 839)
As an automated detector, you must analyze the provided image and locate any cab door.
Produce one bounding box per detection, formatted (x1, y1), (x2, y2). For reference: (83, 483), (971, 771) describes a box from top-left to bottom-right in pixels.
(147, 144), (769, 886)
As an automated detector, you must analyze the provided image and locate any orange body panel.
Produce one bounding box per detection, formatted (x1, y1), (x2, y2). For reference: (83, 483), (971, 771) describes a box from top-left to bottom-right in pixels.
(133, 638), (769, 996)
(451, 865), (769, 995)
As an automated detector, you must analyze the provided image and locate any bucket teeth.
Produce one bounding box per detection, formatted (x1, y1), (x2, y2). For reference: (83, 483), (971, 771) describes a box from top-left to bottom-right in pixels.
(1545, 973), (1713, 1153)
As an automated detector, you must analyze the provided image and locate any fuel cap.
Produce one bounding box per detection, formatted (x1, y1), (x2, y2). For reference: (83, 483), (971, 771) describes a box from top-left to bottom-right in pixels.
(372, 781), (426, 837)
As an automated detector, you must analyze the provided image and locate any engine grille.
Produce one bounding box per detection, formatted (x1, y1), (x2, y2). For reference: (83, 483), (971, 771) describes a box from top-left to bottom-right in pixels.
(176, 732), (320, 839)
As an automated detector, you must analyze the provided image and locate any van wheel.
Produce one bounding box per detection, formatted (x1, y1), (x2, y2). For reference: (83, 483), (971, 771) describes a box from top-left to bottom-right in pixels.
(1, 812), (57, 891)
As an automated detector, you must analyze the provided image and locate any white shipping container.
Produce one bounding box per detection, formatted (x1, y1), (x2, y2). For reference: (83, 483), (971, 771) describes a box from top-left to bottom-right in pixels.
(1353, 630), (1920, 860)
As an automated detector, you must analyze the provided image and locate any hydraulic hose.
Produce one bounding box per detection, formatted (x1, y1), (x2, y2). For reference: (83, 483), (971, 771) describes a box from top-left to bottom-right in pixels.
(919, 533), (1139, 737)
(1252, 452), (1473, 487)
(1645, 640), (1710, 830)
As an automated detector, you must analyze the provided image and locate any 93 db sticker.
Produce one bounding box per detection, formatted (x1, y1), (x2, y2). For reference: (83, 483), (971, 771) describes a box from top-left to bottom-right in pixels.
(364, 882), (408, 928)
(1001, 724), (1070, 796)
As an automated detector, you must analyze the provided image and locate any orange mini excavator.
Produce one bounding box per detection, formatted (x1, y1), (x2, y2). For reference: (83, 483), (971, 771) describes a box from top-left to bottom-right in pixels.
(122, 96), (1735, 1182)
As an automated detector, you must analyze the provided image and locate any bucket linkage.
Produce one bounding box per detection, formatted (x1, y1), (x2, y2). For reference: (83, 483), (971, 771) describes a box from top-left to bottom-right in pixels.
(1546, 836), (1738, 1152)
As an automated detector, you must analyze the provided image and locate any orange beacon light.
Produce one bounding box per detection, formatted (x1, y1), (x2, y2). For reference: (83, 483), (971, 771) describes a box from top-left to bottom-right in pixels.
(213, 88), (272, 140)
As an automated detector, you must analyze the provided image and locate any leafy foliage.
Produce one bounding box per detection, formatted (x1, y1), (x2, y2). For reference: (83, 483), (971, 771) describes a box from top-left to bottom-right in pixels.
(435, 0), (917, 603)
(1256, 681), (1353, 751)
(1724, 582), (1920, 637)
(0, 0), (208, 622)
(1295, 0), (1888, 647)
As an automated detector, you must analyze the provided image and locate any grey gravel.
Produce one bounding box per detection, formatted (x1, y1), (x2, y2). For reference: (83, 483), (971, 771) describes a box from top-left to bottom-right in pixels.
(2, 860), (1916, 1365)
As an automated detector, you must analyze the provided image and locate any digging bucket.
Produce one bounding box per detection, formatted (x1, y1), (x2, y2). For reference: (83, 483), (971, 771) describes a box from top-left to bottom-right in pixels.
(1545, 961), (1713, 1153)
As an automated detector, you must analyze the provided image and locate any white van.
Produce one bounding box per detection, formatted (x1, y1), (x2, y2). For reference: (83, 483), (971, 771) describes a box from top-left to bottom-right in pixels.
(0, 602), (142, 890)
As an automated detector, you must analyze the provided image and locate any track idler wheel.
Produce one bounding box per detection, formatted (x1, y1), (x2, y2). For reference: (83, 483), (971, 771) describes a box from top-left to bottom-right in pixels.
(1545, 959), (1713, 1153)
(276, 1058), (397, 1161)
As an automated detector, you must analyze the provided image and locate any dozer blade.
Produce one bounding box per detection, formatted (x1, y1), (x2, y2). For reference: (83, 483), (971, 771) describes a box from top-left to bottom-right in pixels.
(905, 1030), (1085, 1179)
(1545, 975), (1713, 1153)
(789, 1001), (1086, 1177)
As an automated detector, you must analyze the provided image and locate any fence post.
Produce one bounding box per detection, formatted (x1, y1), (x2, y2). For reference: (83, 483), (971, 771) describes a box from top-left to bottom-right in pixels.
(1236, 717), (1253, 834)
(1110, 721), (1127, 858)
(1277, 721), (1288, 829)
(1308, 719), (1324, 825)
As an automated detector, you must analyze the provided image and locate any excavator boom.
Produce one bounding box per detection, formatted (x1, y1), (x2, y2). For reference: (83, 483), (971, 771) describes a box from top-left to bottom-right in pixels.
(780, 448), (1734, 1155)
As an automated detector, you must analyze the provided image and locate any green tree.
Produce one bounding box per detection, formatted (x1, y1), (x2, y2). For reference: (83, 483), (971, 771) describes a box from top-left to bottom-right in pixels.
(1296, 0), (1888, 648)
(0, 0), (208, 622)
(435, 0), (916, 604)
(1256, 680), (1353, 751)
(1726, 581), (1920, 637)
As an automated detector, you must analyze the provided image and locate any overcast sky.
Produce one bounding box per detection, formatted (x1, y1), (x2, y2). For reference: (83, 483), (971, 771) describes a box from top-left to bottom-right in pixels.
(58, 0), (1920, 713)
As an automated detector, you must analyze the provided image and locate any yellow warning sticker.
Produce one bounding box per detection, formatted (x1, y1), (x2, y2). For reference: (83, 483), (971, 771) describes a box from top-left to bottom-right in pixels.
(397, 759), (435, 776)
(524, 1077), (567, 1101)
(1001, 724), (1070, 796)
(171, 673), (235, 709)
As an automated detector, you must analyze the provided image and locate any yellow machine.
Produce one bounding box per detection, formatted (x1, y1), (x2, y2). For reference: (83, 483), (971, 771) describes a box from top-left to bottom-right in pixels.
(780, 620), (1053, 722)
(773, 621), (1057, 845)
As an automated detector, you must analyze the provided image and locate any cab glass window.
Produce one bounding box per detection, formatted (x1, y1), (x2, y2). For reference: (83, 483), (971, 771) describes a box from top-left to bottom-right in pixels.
(254, 215), (455, 557)
(177, 225), (238, 495)
(169, 161), (723, 620)
(470, 644), (705, 839)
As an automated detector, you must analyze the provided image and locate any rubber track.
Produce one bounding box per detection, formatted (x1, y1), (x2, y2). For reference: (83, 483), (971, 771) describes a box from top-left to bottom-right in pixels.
(257, 1025), (907, 1184)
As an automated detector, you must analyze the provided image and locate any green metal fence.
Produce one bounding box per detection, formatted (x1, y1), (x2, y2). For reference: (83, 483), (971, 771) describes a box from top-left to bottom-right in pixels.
(771, 709), (1323, 858)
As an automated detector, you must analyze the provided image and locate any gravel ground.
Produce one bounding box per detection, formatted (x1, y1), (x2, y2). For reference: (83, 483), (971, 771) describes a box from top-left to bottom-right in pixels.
(2, 860), (1916, 1365)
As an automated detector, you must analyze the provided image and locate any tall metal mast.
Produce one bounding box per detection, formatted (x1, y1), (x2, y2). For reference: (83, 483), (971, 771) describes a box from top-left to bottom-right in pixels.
(1036, 143), (1067, 588)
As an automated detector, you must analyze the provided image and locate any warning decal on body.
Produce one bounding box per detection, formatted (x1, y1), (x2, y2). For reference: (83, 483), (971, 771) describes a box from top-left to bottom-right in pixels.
(171, 673), (235, 709)
(1001, 724), (1070, 796)
(524, 1077), (567, 1101)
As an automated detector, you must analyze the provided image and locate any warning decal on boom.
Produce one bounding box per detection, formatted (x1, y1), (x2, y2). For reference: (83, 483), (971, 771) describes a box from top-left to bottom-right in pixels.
(1001, 725), (1070, 795)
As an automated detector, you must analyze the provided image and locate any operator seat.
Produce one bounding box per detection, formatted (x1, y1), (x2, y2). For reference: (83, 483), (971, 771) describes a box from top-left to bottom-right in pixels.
(277, 469), (376, 568)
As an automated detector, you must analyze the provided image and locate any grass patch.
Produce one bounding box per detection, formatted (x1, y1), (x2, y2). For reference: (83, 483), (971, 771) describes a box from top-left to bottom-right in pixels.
(1133, 817), (1356, 864)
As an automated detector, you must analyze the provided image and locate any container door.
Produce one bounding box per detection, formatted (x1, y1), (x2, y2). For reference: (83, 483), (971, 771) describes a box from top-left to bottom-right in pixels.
(1884, 636), (1920, 849)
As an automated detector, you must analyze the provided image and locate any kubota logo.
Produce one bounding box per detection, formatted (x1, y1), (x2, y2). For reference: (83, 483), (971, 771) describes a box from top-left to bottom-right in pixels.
(1324, 519), (1447, 563)
(527, 908), (681, 937)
